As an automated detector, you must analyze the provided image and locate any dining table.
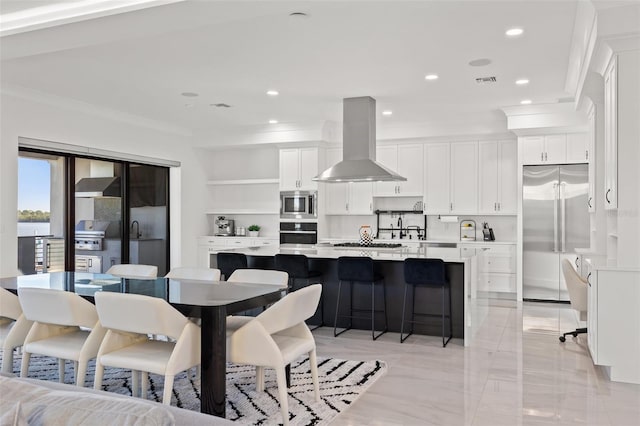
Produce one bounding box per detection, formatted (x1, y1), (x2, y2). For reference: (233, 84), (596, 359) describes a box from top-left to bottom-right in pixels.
(0, 271), (285, 418)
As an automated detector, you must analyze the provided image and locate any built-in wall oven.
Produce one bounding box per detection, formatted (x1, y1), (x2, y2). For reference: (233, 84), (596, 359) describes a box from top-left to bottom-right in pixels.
(280, 191), (317, 219)
(279, 222), (317, 245)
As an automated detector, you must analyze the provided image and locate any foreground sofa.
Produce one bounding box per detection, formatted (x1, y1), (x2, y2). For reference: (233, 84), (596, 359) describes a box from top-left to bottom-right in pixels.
(0, 374), (233, 425)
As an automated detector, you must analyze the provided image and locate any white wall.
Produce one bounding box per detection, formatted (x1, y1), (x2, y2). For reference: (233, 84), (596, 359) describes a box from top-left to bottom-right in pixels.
(0, 92), (209, 276)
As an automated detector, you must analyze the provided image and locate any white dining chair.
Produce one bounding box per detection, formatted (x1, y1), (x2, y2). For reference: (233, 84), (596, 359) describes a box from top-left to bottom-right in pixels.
(93, 292), (200, 405)
(0, 288), (33, 374)
(165, 267), (221, 281)
(18, 287), (106, 386)
(106, 264), (158, 279)
(227, 284), (322, 426)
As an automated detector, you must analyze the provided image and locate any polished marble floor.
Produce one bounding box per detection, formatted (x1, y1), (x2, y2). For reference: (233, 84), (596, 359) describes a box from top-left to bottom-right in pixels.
(312, 300), (640, 426)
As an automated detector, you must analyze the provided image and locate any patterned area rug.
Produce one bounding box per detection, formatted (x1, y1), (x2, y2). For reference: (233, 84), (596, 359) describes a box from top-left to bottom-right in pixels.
(2, 352), (387, 425)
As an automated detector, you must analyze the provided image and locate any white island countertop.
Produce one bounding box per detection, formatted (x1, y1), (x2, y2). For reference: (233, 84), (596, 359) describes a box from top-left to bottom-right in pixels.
(225, 244), (483, 263)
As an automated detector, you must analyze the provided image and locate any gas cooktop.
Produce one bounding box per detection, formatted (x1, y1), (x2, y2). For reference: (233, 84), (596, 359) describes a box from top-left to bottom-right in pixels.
(333, 242), (403, 248)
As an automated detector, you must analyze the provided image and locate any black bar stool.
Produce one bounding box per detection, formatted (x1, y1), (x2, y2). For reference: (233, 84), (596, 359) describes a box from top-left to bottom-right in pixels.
(334, 256), (388, 340)
(274, 254), (324, 330)
(401, 258), (452, 347)
(217, 252), (247, 280)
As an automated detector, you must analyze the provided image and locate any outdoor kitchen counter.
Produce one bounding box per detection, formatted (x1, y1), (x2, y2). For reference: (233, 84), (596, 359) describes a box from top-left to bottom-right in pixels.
(222, 244), (485, 346)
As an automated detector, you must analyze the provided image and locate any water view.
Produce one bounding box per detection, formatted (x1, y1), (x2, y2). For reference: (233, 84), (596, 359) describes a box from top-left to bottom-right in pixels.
(18, 222), (50, 237)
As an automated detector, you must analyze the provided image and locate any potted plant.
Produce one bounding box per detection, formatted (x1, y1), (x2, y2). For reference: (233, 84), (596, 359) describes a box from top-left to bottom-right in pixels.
(248, 224), (261, 237)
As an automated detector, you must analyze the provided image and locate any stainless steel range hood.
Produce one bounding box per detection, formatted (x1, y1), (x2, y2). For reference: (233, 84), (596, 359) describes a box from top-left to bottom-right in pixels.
(314, 96), (406, 182)
(75, 177), (121, 198)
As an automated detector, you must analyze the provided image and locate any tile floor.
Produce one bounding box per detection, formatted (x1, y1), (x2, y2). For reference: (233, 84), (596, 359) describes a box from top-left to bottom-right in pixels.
(312, 300), (640, 426)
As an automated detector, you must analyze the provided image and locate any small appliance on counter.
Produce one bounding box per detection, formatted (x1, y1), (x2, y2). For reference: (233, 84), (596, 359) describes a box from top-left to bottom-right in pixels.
(482, 222), (495, 241)
(215, 216), (235, 236)
(460, 220), (476, 241)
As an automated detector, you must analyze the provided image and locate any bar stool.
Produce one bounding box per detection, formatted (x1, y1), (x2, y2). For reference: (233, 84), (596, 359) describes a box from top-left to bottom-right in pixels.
(401, 258), (452, 347)
(217, 252), (247, 280)
(334, 256), (388, 340)
(275, 254), (324, 330)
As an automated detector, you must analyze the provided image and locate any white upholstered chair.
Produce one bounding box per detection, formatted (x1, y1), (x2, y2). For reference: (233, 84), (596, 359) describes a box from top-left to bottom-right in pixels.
(18, 288), (106, 386)
(227, 284), (322, 426)
(106, 264), (158, 279)
(93, 292), (200, 405)
(0, 288), (33, 374)
(165, 267), (221, 281)
(559, 259), (589, 342)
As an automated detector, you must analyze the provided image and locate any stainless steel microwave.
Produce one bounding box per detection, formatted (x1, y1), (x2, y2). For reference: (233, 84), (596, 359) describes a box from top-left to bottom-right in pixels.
(280, 191), (317, 219)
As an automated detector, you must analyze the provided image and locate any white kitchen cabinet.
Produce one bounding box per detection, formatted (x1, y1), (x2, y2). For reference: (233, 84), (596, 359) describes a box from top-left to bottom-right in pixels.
(373, 144), (423, 197)
(478, 140), (517, 214)
(279, 148), (318, 191)
(424, 143), (451, 214)
(424, 141), (477, 214)
(521, 134), (566, 165)
(197, 236), (279, 268)
(604, 56), (618, 210)
(450, 142), (478, 214)
(566, 133), (589, 164)
(461, 243), (516, 294)
(324, 148), (373, 215)
(587, 107), (596, 212)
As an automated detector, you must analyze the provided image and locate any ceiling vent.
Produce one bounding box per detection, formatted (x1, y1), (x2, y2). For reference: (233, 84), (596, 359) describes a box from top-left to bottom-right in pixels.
(475, 76), (497, 84)
(211, 103), (231, 108)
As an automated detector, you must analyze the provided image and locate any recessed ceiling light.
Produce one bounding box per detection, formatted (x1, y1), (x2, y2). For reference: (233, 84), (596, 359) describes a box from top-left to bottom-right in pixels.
(516, 79), (530, 85)
(269, 119), (278, 124)
(505, 28), (524, 37)
(469, 58), (492, 67)
(184, 103), (195, 108)
(382, 110), (393, 116)
(425, 74), (439, 80)
(520, 99), (532, 105)
(266, 90), (279, 96)
(181, 92), (199, 97)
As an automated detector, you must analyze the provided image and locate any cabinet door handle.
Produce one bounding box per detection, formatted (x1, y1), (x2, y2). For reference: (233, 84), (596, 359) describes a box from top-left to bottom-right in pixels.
(346, 203), (349, 212)
(370, 202), (372, 212)
(541, 152), (544, 161)
(587, 272), (591, 286)
(606, 189), (611, 204)
(586, 150), (589, 160)
(450, 202), (453, 211)
(588, 197), (592, 208)
(575, 257), (579, 269)
(494, 202), (497, 211)
(498, 202), (501, 211)
(544, 152), (548, 161)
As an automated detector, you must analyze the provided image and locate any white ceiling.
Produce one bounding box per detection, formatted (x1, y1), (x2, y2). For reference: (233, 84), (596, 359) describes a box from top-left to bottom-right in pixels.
(1, 0), (582, 142)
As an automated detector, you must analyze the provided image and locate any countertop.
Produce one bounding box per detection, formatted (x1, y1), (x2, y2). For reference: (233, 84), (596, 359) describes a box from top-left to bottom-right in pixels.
(319, 238), (516, 246)
(226, 244), (482, 263)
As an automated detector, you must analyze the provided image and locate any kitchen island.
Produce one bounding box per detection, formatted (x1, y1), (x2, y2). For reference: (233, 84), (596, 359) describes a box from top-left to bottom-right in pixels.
(218, 244), (486, 346)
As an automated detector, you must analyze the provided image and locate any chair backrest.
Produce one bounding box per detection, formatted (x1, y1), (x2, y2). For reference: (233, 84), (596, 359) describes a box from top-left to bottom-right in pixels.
(227, 269), (289, 288)
(106, 264), (158, 279)
(0, 288), (22, 321)
(275, 254), (310, 279)
(256, 284), (322, 335)
(561, 259), (588, 315)
(217, 253), (247, 279)
(95, 292), (189, 339)
(18, 288), (97, 328)
(337, 256), (375, 282)
(165, 267), (221, 281)
(404, 258), (446, 286)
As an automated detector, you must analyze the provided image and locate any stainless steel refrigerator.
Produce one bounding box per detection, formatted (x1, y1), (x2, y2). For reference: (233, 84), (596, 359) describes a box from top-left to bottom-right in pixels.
(523, 164), (589, 301)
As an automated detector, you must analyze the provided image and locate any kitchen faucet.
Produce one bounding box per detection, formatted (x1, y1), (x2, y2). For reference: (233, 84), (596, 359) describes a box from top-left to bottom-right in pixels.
(398, 216), (405, 239)
(131, 220), (142, 239)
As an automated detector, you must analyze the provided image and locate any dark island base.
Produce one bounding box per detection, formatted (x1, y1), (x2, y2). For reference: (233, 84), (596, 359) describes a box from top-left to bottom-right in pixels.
(219, 255), (465, 339)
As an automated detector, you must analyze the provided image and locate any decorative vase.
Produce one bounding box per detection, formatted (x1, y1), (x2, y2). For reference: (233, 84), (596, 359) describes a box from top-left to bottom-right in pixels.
(249, 231), (259, 237)
(359, 225), (372, 246)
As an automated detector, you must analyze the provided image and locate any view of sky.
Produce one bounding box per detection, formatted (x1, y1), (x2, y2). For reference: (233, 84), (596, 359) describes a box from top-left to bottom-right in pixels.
(18, 157), (50, 211)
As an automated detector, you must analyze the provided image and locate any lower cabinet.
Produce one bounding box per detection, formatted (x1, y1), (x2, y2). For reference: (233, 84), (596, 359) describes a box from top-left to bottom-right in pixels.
(461, 243), (516, 294)
(197, 237), (278, 268)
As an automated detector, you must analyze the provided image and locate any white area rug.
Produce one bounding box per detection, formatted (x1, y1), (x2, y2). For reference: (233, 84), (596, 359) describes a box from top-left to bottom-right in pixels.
(3, 353), (387, 425)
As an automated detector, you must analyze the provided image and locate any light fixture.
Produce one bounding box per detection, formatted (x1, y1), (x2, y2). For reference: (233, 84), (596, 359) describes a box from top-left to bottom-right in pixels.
(269, 119), (278, 124)
(516, 79), (530, 85)
(505, 28), (524, 37)
(382, 110), (393, 116)
(520, 99), (532, 105)
(266, 90), (279, 96)
(181, 92), (199, 97)
(424, 74), (439, 80)
(469, 58), (492, 67)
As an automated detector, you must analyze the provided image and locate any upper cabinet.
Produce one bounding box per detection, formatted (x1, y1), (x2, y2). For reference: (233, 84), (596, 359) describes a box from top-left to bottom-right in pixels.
(604, 56), (618, 210)
(424, 141), (478, 215)
(373, 144), (424, 196)
(522, 133), (589, 165)
(324, 148), (373, 215)
(478, 140), (517, 214)
(279, 148), (318, 191)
